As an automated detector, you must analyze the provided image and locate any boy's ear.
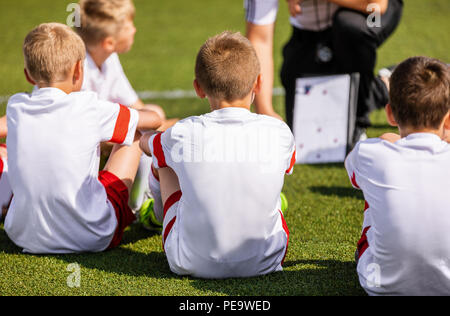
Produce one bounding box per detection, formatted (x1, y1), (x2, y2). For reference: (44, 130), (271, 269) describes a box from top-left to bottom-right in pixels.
(193, 79), (206, 99)
(385, 104), (398, 127)
(101, 36), (116, 53)
(443, 112), (450, 130)
(73, 60), (83, 81)
(253, 74), (263, 94)
(24, 68), (36, 86)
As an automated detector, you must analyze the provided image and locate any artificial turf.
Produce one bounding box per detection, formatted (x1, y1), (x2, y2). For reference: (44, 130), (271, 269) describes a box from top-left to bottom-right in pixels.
(0, 0), (448, 296)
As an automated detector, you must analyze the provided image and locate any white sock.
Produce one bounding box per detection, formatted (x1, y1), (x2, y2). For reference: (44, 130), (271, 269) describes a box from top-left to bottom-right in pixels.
(129, 154), (153, 211)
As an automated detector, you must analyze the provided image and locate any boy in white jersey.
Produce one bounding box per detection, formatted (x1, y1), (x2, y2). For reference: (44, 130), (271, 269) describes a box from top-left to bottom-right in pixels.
(4, 23), (161, 254)
(139, 32), (296, 279)
(345, 56), (450, 295)
(75, 0), (176, 212)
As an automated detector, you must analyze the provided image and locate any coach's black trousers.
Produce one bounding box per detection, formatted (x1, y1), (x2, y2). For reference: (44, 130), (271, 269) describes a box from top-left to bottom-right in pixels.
(281, 0), (404, 130)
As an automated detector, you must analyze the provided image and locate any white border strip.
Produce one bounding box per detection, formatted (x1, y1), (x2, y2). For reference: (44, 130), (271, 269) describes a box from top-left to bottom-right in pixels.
(0, 87), (285, 104)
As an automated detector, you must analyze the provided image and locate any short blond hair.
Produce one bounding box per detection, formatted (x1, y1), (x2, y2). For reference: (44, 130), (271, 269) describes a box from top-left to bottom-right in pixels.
(23, 23), (86, 85)
(195, 31), (261, 102)
(76, 0), (136, 47)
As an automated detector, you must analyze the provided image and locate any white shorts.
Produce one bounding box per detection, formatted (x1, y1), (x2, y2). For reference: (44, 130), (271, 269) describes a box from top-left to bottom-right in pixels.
(162, 191), (289, 279)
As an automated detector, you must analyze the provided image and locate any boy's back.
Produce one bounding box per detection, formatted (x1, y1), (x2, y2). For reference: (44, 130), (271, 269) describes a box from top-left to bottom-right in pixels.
(346, 134), (450, 295)
(151, 108), (294, 278)
(6, 88), (138, 253)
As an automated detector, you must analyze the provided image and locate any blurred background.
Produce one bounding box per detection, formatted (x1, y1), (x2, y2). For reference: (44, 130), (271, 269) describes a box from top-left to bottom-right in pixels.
(0, 0), (448, 121)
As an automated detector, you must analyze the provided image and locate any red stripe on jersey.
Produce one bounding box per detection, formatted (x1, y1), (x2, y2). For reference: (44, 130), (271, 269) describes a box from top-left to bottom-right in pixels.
(357, 226), (371, 259)
(286, 150), (296, 174)
(364, 201), (369, 212)
(109, 105), (131, 144)
(351, 172), (360, 189)
(279, 210), (290, 265)
(163, 190), (182, 220)
(153, 133), (167, 168)
(0, 157), (3, 181)
(163, 216), (176, 251)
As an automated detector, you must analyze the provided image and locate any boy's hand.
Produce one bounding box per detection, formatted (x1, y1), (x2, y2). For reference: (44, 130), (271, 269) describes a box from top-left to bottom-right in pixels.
(380, 133), (401, 143)
(139, 131), (159, 157)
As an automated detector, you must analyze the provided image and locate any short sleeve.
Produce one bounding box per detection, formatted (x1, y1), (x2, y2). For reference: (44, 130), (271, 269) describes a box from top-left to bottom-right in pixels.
(275, 121), (296, 175)
(344, 142), (362, 189)
(147, 122), (188, 169)
(285, 131), (296, 175)
(97, 100), (139, 146)
(245, 0), (279, 25)
(149, 132), (168, 169)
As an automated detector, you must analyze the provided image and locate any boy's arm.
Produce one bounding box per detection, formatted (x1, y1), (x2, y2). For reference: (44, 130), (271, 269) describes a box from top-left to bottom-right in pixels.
(139, 131), (158, 157)
(345, 144), (362, 190)
(131, 99), (145, 110)
(326, 0), (388, 14)
(0, 116), (7, 139)
(136, 108), (162, 132)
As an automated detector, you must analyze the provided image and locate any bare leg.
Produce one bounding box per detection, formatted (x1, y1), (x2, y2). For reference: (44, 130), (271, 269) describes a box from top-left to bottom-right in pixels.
(156, 167), (180, 205)
(103, 132), (142, 194)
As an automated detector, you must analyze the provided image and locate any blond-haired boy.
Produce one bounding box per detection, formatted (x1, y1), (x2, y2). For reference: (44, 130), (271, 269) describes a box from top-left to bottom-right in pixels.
(75, 0), (173, 212)
(4, 23), (161, 254)
(140, 32), (295, 278)
(345, 56), (450, 295)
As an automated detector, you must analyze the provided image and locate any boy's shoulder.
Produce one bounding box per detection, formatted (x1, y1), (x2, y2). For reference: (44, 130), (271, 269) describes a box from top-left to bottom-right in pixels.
(170, 109), (291, 133)
(8, 89), (103, 111)
(351, 134), (450, 166)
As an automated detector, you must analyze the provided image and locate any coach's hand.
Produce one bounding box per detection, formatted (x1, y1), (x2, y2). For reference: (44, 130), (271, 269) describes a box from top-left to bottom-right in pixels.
(286, 0), (303, 17)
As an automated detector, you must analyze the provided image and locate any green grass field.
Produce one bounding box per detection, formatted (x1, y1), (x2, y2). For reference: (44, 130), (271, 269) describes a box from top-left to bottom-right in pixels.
(0, 0), (449, 296)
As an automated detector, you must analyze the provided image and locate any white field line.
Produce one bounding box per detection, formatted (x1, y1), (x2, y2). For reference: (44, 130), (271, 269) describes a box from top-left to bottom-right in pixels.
(0, 87), (285, 104)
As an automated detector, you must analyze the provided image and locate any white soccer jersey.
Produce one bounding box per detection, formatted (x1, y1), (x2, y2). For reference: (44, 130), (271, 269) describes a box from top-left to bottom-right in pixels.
(148, 107), (296, 278)
(5, 87), (138, 254)
(245, 0), (338, 31)
(345, 133), (450, 296)
(0, 156), (12, 210)
(82, 52), (139, 107)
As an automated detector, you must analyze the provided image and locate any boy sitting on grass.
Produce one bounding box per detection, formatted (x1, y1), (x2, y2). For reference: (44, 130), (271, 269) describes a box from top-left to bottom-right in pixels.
(4, 23), (161, 254)
(75, 0), (176, 212)
(345, 56), (450, 295)
(140, 32), (296, 279)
